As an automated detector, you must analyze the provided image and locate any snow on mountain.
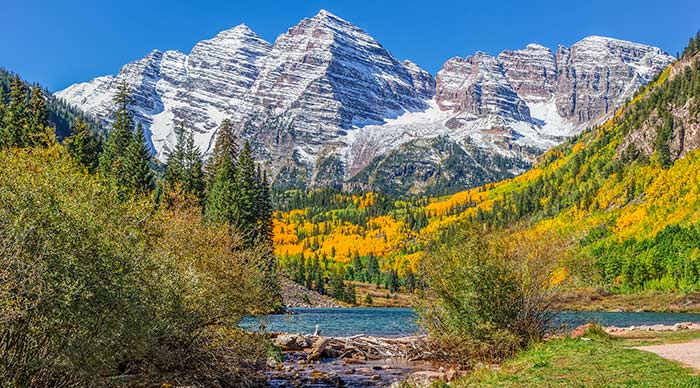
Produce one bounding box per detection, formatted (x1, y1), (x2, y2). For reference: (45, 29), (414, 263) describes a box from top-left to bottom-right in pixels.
(238, 10), (431, 146)
(57, 24), (271, 158)
(56, 10), (675, 194)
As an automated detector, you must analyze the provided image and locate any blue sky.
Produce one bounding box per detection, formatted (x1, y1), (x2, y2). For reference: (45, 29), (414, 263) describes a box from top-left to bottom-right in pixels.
(2, 0), (698, 91)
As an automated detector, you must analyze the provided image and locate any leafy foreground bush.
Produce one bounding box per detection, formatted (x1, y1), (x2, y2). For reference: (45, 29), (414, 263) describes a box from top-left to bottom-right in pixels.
(0, 147), (278, 387)
(417, 228), (568, 367)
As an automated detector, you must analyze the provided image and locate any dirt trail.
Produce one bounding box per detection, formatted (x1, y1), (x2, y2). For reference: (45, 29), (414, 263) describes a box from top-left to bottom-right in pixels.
(635, 339), (700, 369)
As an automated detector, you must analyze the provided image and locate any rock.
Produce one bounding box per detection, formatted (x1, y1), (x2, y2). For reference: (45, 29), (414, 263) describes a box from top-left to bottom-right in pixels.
(273, 334), (311, 350)
(401, 370), (449, 388)
(571, 323), (596, 338)
(279, 277), (343, 308)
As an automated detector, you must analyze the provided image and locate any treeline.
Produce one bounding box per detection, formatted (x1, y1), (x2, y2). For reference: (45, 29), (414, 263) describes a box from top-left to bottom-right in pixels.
(0, 78), (279, 387)
(279, 251), (419, 301)
(596, 224), (700, 292)
(682, 31), (700, 59)
(0, 67), (101, 138)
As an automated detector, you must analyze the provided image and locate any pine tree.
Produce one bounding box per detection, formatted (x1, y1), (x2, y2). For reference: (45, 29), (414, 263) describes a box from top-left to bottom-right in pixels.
(183, 126), (205, 201)
(65, 115), (101, 172)
(164, 123), (187, 188)
(124, 122), (154, 194)
(99, 81), (134, 179)
(2, 76), (28, 147)
(256, 167), (274, 245)
(206, 118), (238, 188)
(0, 88), (7, 137)
(165, 123), (205, 202)
(234, 140), (259, 243)
(206, 157), (237, 224)
(27, 86), (51, 146)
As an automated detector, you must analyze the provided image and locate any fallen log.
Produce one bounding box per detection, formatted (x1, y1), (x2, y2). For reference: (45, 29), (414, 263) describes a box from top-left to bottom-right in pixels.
(307, 337), (331, 362)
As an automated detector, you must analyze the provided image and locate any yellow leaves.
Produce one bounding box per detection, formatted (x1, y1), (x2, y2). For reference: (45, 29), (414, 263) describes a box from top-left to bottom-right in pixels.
(615, 206), (647, 233)
(549, 267), (569, 287)
(358, 192), (377, 209)
(571, 142), (585, 153)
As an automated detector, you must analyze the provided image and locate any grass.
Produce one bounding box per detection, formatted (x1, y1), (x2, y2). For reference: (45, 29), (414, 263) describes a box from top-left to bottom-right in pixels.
(453, 329), (700, 388)
(352, 281), (414, 307)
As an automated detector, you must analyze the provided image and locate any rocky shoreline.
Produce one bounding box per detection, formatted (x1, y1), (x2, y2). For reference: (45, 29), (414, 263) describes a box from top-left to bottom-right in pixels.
(268, 333), (457, 387)
(265, 321), (700, 387)
(279, 277), (344, 308)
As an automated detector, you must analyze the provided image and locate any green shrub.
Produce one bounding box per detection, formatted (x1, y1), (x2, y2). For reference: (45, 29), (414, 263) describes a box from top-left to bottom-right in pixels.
(417, 228), (563, 367)
(0, 147), (276, 387)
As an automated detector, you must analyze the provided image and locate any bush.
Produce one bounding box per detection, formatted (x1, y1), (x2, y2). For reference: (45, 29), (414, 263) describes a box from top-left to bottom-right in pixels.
(417, 227), (566, 367)
(0, 147), (277, 387)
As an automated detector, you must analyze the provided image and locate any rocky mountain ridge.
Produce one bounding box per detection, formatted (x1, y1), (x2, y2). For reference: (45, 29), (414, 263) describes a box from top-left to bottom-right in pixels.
(56, 10), (675, 195)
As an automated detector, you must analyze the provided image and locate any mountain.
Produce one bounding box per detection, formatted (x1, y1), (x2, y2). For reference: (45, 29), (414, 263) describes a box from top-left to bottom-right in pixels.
(56, 10), (674, 195)
(273, 44), (700, 293)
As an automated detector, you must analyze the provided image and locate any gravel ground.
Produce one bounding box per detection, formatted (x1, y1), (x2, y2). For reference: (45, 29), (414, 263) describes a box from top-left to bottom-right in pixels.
(635, 339), (700, 369)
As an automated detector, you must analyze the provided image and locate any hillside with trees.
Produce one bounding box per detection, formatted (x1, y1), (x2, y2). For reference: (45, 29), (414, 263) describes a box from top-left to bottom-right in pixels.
(273, 37), (700, 296)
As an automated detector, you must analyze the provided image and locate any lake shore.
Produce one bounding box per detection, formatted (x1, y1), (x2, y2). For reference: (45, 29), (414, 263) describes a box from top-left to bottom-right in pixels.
(264, 321), (700, 387)
(302, 284), (700, 313)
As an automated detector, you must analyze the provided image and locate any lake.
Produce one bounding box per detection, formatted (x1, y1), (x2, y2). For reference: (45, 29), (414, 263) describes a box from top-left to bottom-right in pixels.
(240, 307), (700, 337)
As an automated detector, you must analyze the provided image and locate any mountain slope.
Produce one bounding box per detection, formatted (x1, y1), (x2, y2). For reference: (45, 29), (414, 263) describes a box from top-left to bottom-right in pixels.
(273, 45), (700, 292)
(56, 11), (674, 195)
(0, 68), (100, 138)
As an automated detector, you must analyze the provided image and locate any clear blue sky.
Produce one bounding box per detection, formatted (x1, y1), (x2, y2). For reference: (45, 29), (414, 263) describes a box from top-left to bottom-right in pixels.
(2, 0), (698, 91)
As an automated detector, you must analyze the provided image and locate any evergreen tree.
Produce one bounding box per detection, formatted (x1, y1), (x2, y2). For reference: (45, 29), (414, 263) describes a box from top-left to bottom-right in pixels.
(206, 157), (237, 224)
(124, 122), (154, 194)
(256, 167), (274, 245)
(165, 123), (205, 201)
(234, 140), (259, 243)
(99, 81), (134, 179)
(164, 123), (187, 188)
(27, 86), (51, 146)
(206, 118), (238, 188)
(1, 76), (28, 147)
(183, 125), (205, 201)
(0, 88), (6, 131)
(65, 115), (101, 172)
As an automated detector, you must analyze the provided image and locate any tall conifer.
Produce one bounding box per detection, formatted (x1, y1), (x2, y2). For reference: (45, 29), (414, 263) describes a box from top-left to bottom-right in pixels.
(234, 141), (258, 243)
(65, 115), (101, 172)
(99, 81), (134, 178)
(27, 86), (55, 147)
(2, 76), (28, 147)
(165, 123), (204, 201)
(206, 118), (238, 187)
(124, 122), (154, 194)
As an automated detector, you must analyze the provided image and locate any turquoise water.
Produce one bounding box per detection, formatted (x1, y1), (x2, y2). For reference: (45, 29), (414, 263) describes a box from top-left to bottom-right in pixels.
(240, 307), (700, 337)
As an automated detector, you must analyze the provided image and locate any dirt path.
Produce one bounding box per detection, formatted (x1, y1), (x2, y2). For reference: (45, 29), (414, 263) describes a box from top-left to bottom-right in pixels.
(635, 339), (700, 369)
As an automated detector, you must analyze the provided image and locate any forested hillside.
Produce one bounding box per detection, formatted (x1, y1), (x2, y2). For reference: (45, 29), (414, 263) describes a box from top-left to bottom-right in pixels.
(274, 34), (700, 294)
(0, 68), (100, 138)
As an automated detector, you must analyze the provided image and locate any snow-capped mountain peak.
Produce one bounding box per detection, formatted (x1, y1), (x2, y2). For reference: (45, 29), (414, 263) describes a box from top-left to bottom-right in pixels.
(56, 11), (674, 195)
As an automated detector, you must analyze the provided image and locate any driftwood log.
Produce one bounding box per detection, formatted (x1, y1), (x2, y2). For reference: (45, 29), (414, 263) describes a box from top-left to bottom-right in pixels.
(274, 334), (429, 362)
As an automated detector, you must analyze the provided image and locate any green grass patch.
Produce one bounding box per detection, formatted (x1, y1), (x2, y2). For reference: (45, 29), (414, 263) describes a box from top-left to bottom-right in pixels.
(454, 334), (700, 388)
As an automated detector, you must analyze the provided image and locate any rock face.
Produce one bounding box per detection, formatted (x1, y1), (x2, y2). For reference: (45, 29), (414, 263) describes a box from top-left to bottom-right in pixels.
(57, 24), (271, 158)
(436, 52), (532, 123)
(554, 36), (673, 124)
(498, 44), (558, 103)
(236, 9), (433, 167)
(56, 11), (674, 195)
